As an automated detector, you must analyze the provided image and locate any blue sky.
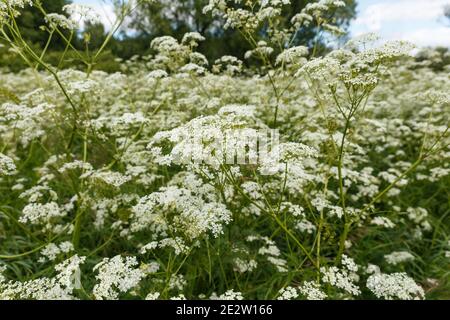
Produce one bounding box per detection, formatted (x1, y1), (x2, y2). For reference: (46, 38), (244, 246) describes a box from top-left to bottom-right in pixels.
(351, 0), (450, 47)
(73, 0), (450, 47)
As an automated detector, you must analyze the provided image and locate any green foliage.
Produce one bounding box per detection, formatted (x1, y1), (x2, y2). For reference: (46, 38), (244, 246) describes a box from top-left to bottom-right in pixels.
(1, 0), (357, 70)
(414, 47), (450, 71)
(126, 0), (357, 60)
(14, 0), (72, 49)
(0, 0), (449, 301)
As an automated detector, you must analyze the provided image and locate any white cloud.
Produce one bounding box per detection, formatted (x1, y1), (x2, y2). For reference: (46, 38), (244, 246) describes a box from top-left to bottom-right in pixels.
(354, 0), (449, 31)
(71, 0), (117, 30)
(77, 0), (450, 47)
(86, 3), (116, 30)
(352, 0), (450, 47)
(399, 27), (450, 47)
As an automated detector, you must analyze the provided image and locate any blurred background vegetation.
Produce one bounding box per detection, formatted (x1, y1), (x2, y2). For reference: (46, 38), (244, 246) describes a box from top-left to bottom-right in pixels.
(0, 0), (449, 73)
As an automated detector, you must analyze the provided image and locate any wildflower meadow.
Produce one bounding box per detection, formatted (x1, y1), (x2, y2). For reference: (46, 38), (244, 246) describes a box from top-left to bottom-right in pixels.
(0, 0), (449, 301)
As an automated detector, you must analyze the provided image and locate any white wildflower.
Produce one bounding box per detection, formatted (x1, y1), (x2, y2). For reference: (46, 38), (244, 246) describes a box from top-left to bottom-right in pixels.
(0, 153), (16, 176)
(367, 273), (424, 300)
(384, 251), (415, 265)
(93, 255), (146, 300)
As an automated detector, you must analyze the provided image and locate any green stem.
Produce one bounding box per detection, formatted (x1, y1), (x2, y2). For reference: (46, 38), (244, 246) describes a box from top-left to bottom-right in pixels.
(35, 29), (54, 70)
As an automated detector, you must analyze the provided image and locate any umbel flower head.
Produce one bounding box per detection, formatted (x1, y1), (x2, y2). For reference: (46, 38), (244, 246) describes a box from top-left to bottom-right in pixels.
(0, 0), (33, 24)
(366, 273), (424, 300)
(0, 0), (448, 301)
(0, 153), (16, 176)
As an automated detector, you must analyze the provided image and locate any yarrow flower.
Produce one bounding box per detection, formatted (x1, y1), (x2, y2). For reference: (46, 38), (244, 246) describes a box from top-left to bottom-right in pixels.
(93, 255), (146, 300)
(210, 290), (244, 300)
(384, 251), (415, 265)
(0, 153), (16, 176)
(320, 255), (361, 296)
(39, 241), (74, 262)
(62, 4), (101, 26)
(147, 69), (168, 80)
(181, 32), (205, 47)
(371, 216), (395, 229)
(277, 286), (299, 300)
(367, 273), (424, 300)
(298, 281), (327, 300)
(45, 13), (76, 30)
(131, 185), (232, 240)
(0, 0), (448, 301)
(0, 255), (85, 300)
(212, 56), (243, 75)
(20, 202), (66, 226)
(0, 0), (33, 23)
(276, 46), (309, 66)
(233, 258), (258, 273)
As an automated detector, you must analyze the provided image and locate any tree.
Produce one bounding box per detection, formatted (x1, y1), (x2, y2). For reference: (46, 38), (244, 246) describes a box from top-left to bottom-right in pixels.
(83, 22), (107, 51)
(444, 4), (450, 24)
(124, 0), (357, 60)
(15, 0), (72, 49)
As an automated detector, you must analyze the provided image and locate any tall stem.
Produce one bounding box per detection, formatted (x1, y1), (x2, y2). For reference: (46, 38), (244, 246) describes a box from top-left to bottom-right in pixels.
(335, 114), (352, 263)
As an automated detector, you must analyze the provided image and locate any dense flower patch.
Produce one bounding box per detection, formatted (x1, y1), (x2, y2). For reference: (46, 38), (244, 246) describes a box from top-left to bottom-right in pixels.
(0, 0), (449, 300)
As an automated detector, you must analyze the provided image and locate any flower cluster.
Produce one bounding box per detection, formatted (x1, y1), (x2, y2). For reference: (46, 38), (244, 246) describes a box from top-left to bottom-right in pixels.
(93, 255), (146, 300)
(0, 0), (448, 301)
(366, 273), (425, 300)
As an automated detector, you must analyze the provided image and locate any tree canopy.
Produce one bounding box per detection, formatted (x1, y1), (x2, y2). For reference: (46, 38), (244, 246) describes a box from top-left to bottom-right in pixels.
(2, 0), (358, 70)
(15, 0), (72, 49)
(122, 0), (357, 60)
